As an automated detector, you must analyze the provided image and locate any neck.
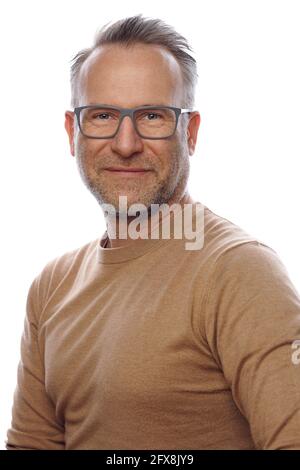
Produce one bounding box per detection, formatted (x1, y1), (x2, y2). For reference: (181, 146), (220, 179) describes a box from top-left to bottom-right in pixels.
(103, 191), (195, 249)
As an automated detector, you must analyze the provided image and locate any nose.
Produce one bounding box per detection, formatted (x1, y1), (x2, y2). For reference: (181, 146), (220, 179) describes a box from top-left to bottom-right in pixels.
(110, 115), (144, 157)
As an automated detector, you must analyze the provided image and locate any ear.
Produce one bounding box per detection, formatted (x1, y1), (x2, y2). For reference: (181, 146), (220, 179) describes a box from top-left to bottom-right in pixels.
(187, 112), (201, 156)
(64, 111), (75, 157)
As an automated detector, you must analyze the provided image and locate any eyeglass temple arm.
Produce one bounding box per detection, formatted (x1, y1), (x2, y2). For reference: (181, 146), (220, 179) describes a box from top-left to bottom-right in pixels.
(180, 108), (195, 114)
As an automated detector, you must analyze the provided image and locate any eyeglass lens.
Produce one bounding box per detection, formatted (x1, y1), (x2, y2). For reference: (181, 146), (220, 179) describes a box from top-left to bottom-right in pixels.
(79, 107), (177, 138)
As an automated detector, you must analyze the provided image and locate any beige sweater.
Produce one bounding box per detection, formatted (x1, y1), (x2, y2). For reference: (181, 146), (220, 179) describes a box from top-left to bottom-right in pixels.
(5, 203), (300, 449)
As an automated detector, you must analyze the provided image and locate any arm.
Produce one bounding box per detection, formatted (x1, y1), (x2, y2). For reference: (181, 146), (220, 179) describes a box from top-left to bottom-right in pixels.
(5, 277), (65, 450)
(204, 241), (300, 449)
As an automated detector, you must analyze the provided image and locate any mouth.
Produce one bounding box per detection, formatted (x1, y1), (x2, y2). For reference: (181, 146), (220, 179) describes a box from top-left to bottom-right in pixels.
(103, 167), (153, 178)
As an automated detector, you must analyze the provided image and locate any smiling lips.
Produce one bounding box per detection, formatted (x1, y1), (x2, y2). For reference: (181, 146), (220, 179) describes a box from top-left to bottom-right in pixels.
(103, 167), (152, 177)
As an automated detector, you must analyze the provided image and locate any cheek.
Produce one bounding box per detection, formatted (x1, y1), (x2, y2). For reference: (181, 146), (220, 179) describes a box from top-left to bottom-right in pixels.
(150, 140), (178, 166)
(153, 138), (185, 180)
(75, 139), (105, 169)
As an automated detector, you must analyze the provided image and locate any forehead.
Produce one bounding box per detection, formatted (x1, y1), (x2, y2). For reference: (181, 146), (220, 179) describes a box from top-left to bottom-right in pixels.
(77, 43), (184, 106)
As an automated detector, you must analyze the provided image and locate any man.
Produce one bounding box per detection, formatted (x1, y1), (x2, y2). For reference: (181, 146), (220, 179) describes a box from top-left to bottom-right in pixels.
(6, 14), (300, 450)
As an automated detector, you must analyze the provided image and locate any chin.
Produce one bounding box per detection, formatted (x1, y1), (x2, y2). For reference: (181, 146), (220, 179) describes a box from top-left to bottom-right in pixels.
(100, 193), (157, 214)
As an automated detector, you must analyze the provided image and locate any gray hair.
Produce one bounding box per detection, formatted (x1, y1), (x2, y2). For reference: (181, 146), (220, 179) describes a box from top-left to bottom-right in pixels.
(69, 14), (198, 109)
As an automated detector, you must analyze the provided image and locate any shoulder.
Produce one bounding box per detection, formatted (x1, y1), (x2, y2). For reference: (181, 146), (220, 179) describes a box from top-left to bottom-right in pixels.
(27, 237), (99, 314)
(198, 206), (300, 328)
(201, 205), (291, 277)
(211, 239), (293, 290)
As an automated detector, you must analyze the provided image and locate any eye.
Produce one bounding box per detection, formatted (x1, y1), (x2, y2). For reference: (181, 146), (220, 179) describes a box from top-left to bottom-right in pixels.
(145, 113), (162, 120)
(89, 109), (119, 120)
(93, 113), (110, 120)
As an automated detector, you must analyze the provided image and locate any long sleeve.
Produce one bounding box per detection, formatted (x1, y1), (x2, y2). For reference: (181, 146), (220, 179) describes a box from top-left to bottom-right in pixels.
(5, 277), (65, 450)
(204, 241), (300, 449)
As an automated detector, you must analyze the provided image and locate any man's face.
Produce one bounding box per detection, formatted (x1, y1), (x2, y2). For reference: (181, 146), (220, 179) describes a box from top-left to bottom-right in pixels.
(65, 43), (200, 211)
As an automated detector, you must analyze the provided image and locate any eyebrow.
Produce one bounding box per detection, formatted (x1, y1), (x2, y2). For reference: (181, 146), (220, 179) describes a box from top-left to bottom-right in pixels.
(86, 103), (165, 107)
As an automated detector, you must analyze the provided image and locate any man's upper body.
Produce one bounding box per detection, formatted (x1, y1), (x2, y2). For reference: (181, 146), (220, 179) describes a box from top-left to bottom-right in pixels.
(5, 202), (300, 449)
(5, 15), (300, 449)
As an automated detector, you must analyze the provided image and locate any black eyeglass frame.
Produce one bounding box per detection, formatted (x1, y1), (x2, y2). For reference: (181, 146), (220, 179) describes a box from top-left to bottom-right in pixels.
(73, 105), (194, 140)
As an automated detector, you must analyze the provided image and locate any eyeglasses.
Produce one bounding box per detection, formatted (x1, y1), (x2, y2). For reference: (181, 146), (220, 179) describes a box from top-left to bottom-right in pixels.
(73, 105), (194, 140)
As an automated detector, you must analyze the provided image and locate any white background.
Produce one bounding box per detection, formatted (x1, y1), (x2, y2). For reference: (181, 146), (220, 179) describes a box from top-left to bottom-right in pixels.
(0, 0), (299, 449)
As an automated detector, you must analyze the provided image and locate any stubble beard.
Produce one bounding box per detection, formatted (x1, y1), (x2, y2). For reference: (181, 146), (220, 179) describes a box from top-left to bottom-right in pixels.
(75, 144), (190, 214)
